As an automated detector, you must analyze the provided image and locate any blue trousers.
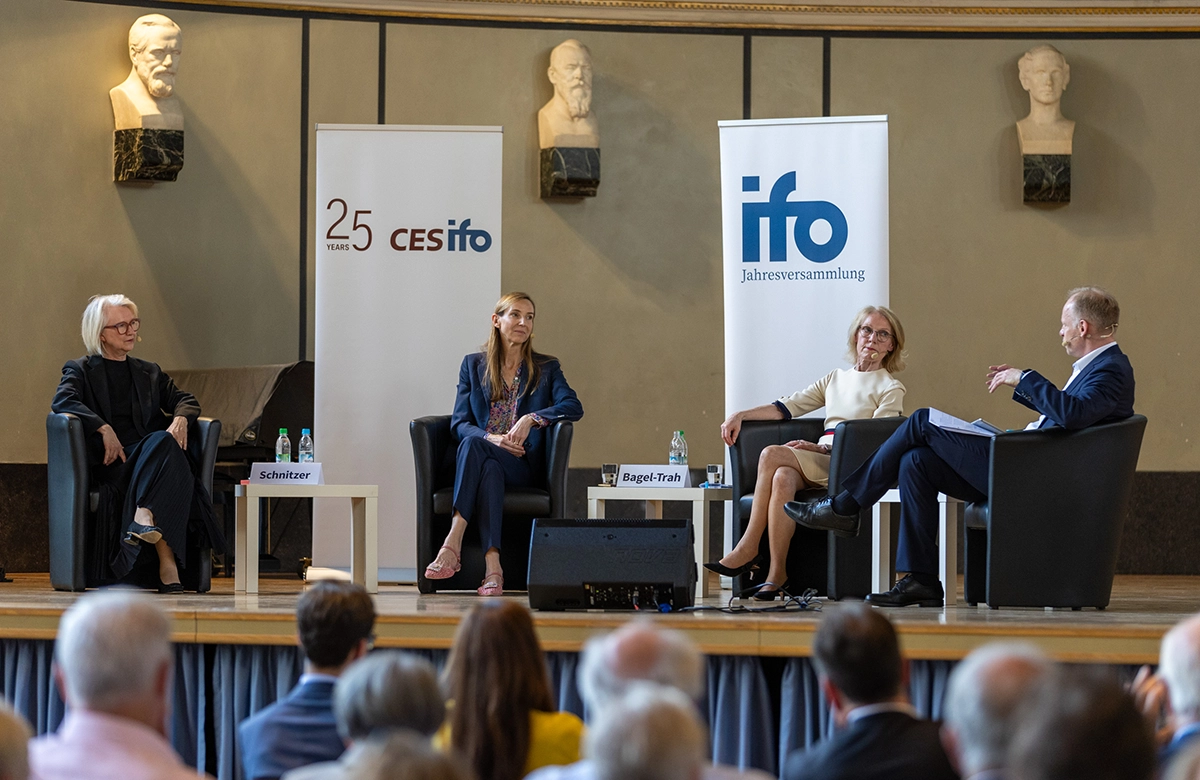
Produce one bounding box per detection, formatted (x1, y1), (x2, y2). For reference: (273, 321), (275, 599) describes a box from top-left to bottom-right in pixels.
(838, 408), (990, 576)
(452, 436), (532, 552)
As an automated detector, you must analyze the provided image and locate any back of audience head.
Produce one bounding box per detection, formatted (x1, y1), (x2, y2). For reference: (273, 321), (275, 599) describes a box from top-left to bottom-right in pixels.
(0, 702), (31, 780)
(586, 684), (706, 780)
(577, 619), (705, 713)
(941, 642), (1051, 778)
(813, 604), (904, 717)
(443, 600), (554, 780)
(343, 729), (475, 780)
(1160, 613), (1200, 728)
(334, 651), (444, 743)
(297, 582), (376, 672)
(54, 590), (172, 723)
(1009, 665), (1155, 780)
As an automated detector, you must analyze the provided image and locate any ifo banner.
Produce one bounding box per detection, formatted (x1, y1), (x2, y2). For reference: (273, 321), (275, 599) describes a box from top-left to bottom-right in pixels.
(719, 115), (889, 418)
(314, 125), (502, 579)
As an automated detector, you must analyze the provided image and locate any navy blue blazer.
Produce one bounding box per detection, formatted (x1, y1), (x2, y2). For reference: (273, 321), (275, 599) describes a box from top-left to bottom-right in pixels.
(1012, 343), (1135, 430)
(783, 711), (958, 780)
(237, 679), (345, 780)
(451, 352), (583, 476)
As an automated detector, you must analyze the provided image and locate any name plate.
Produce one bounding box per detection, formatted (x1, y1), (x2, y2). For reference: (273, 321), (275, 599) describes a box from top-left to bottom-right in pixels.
(250, 462), (324, 485)
(617, 464), (691, 488)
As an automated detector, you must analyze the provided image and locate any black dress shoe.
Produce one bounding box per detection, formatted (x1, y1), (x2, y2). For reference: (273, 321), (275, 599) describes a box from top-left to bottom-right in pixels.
(865, 574), (944, 608)
(738, 581), (787, 601)
(783, 498), (860, 537)
(158, 582), (184, 594)
(703, 554), (764, 578)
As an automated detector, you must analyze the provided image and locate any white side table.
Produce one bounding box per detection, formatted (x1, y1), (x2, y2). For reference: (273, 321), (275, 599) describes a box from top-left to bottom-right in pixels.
(872, 488), (962, 606)
(235, 483), (379, 594)
(586, 485), (732, 600)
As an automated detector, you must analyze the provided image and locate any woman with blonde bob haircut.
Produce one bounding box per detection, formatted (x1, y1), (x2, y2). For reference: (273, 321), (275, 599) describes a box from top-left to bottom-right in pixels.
(51, 294), (221, 592)
(709, 305), (907, 600)
(424, 292), (583, 596)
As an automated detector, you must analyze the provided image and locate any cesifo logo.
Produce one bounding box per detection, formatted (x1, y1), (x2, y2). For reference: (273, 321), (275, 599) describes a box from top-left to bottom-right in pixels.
(741, 172), (847, 264)
(390, 219), (492, 253)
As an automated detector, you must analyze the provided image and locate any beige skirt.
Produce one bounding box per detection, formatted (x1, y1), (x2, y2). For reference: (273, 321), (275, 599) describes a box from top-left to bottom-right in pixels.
(788, 447), (832, 488)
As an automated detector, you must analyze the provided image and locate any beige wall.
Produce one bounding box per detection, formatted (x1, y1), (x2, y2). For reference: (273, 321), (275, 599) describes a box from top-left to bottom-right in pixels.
(1, 3), (1194, 470)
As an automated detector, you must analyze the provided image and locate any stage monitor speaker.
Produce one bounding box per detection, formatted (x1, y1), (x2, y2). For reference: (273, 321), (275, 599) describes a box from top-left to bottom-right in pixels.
(527, 518), (696, 611)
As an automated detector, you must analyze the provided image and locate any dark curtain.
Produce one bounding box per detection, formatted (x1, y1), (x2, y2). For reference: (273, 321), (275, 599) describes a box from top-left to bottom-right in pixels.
(0, 637), (1140, 780)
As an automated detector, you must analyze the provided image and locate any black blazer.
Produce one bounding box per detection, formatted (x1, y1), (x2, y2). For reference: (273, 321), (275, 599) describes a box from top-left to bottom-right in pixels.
(783, 711), (959, 780)
(451, 352), (583, 477)
(51, 355), (201, 465)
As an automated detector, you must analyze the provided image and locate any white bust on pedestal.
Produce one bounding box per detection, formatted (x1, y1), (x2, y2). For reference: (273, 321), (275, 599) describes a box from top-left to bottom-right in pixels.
(110, 14), (183, 132)
(538, 40), (599, 150)
(1016, 44), (1073, 156)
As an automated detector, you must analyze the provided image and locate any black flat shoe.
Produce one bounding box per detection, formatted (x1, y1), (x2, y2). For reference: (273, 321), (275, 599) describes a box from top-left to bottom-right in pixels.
(784, 498), (860, 537)
(865, 574), (944, 608)
(703, 554), (764, 578)
(158, 582), (184, 594)
(739, 581), (787, 601)
(124, 525), (164, 546)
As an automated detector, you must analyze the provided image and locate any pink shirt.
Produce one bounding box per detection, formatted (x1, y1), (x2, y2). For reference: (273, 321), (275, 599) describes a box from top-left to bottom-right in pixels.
(29, 709), (209, 780)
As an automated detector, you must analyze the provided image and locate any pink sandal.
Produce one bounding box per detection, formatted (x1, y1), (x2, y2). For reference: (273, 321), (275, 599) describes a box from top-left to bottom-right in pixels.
(424, 545), (461, 580)
(477, 571), (504, 596)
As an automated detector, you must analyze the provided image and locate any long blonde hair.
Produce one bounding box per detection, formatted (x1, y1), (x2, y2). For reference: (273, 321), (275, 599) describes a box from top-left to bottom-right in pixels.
(483, 292), (544, 402)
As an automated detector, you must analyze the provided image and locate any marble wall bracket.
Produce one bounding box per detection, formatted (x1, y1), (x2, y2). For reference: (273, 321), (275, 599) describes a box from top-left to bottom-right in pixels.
(114, 128), (184, 183)
(1023, 154), (1070, 203)
(540, 147), (600, 198)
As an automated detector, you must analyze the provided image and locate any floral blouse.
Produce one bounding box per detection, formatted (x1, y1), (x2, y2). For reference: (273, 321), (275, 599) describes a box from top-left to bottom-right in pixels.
(484, 364), (546, 435)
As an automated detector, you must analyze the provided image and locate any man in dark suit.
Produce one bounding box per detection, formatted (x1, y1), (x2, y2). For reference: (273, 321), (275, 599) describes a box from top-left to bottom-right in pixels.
(783, 604), (958, 780)
(238, 582), (376, 780)
(787, 286), (1135, 607)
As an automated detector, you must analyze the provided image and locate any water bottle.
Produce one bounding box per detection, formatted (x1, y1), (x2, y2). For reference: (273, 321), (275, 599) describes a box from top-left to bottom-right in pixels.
(669, 430), (688, 465)
(298, 429), (315, 463)
(275, 428), (292, 463)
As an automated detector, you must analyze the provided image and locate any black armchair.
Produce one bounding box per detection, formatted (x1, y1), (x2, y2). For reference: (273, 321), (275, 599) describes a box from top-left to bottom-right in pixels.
(730, 417), (905, 599)
(46, 413), (219, 592)
(410, 416), (573, 593)
(963, 414), (1147, 610)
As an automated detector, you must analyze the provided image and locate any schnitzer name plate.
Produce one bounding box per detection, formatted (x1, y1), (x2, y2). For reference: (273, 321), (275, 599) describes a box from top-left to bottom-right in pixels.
(617, 465), (691, 487)
(250, 462), (324, 485)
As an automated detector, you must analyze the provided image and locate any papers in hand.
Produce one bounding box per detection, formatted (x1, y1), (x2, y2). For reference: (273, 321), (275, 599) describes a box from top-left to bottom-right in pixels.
(929, 408), (1003, 437)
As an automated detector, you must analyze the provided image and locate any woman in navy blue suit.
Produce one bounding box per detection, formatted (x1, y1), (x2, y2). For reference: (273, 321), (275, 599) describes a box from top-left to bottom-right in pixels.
(424, 292), (584, 596)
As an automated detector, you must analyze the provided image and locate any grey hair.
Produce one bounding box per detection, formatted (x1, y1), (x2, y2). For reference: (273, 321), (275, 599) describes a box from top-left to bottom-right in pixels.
(586, 684), (705, 780)
(54, 590), (172, 711)
(1066, 286), (1120, 336)
(334, 651), (445, 742)
(943, 642), (1051, 775)
(80, 294), (138, 356)
(128, 14), (181, 54)
(577, 621), (705, 713)
(1160, 614), (1200, 722)
(0, 702), (31, 780)
(343, 730), (474, 780)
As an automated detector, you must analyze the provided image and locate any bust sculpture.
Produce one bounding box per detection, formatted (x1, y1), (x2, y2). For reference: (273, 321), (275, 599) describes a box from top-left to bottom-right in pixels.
(110, 15), (185, 183)
(538, 40), (600, 198)
(1016, 45), (1072, 202)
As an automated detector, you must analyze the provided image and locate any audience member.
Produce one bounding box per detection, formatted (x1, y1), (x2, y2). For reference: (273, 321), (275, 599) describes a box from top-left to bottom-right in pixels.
(1008, 665), (1154, 780)
(238, 582), (376, 780)
(1166, 740), (1200, 780)
(28, 590), (208, 780)
(941, 643), (1051, 780)
(437, 600), (583, 780)
(586, 684), (706, 780)
(782, 604), (957, 780)
(1133, 613), (1200, 769)
(282, 651), (445, 780)
(529, 619), (773, 780)
(0, 702), (31, 780)
(341, 730), (474, 780)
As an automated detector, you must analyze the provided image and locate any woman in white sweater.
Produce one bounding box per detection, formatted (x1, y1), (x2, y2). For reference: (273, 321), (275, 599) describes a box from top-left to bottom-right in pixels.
(710, 306), (907, 600)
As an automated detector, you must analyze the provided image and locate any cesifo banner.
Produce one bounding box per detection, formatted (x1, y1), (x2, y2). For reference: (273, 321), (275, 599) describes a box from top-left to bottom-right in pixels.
(719, 115), (889, 419)
(314, 125), (502, 579)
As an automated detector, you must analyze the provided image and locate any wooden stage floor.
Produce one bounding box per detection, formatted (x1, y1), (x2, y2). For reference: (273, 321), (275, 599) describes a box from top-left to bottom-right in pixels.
(0, 574), (1194, 665)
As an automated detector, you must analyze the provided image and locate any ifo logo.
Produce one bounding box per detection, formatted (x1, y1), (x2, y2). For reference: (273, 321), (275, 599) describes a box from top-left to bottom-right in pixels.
(741, 172), (848, 264)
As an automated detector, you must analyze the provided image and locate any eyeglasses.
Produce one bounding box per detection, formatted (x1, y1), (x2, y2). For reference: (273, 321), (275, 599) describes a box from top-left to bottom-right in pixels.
(103, 319), (141, 335)
(858, 325), (893, 344)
